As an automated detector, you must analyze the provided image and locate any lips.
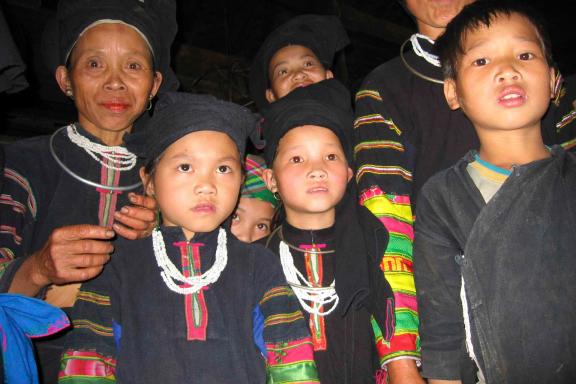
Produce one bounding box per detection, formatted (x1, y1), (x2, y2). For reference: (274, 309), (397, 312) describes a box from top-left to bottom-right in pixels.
(101, 102), (130, 113)
(307, 185), (329, 194)
(192, 203), (216, 214)
(497, 86), (526, 107)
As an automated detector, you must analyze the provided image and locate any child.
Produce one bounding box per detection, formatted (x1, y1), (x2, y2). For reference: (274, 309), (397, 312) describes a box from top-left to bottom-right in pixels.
(261, 79), (395, 383)
(58, 92), (320, 383)
(249, 14), (349, 111)
(231, 154), (278, 244)
(414, 1), (576, 383)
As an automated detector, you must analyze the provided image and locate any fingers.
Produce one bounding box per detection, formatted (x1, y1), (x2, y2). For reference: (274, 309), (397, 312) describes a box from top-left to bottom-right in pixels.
(52, 224), (115, 242)
(61, 265), (107, 283)
(127, 192), (157, 210)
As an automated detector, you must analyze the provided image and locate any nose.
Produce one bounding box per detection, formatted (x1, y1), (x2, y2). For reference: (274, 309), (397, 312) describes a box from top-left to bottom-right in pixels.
(194, 174), (216, 195)
(104, 66), (127, 92)
(293, 68), (308, 81)
(496, 61), (521, 83)
(308, 166), (327, 180)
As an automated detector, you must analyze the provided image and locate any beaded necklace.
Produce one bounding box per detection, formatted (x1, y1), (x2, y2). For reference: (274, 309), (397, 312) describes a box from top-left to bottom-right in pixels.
(279, 240), (339, 316)
(152, 228), (228, 295)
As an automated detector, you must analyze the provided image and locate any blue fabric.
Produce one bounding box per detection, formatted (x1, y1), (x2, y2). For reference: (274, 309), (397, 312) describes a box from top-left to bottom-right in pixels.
(112, 318), (122, 352)
(252, 305), (266, 357)
(0, 294), (69, 384)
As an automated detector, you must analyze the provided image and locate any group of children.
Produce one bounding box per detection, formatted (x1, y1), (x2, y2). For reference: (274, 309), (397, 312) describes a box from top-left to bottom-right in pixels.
(2, 0), (575, 383)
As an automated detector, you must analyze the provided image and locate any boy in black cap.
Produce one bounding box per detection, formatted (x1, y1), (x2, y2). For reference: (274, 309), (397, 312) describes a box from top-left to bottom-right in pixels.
(261, 80), (394, 383)
(249, 14), (349, 111)
(59, 92), (320, 383)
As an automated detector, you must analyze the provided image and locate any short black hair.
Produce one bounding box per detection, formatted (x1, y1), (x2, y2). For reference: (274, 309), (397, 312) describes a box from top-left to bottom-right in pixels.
(436, 0), (554, 80)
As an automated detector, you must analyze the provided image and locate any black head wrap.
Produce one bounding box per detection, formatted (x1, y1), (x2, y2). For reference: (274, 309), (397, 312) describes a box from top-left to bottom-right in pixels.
(50, 0), (179, 91)
(125, 92), (260, 162)
(249, 14), (350, 111)
(261, 78), (353, 165)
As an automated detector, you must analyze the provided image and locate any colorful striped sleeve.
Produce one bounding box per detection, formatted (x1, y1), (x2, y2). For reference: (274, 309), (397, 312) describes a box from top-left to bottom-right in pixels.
(259, 286), (320, 383)
(354, 87), (421, 365)
(59, 273), (118, 382)
(0, 167), (38, 289)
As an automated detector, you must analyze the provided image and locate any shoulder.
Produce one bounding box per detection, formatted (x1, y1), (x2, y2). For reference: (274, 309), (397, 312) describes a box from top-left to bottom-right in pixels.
(357, 56), (407, 92)
(418, 154), (472, 206)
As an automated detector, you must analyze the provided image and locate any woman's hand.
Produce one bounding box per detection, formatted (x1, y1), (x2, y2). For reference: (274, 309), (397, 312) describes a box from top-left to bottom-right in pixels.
(9, 224), (115, 296)
(113, 192), (157, 240)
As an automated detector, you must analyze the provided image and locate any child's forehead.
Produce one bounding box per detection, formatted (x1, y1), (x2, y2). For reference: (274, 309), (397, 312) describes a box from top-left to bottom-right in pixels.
(167, 130), (240, 155)
(279, 125), (343, 147)
(461, 12), (540, 49)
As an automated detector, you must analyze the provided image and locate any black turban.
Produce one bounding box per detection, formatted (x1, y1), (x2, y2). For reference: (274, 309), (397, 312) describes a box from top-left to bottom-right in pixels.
(48, 0), (179, 91)
(261, 78), (353, 165)
(249, 14), (349, 111)
(126, 92), (261, 162)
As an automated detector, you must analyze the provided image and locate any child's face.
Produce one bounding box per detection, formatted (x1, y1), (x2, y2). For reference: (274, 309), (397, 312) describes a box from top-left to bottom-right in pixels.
(230, 197), (275, 243)
(142, 131), (243, 240)
(264, 126), (352, 229)
(444, 12), (555, 134)
(265, 45), (333, 103)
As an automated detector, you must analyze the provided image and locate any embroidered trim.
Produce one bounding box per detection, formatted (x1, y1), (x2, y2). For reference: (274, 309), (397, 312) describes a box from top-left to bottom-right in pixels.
(4, 168), (37, 218)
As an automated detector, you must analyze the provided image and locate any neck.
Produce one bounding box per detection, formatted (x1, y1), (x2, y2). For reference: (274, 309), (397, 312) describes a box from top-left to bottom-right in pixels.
(477, 127), (550, 169)
(417, 25), (444, 41)
(285, 209), (335, 231)
(78, 120), (131, 146)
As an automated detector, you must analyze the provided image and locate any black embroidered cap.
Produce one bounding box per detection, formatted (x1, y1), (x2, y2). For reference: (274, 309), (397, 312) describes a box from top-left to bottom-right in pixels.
(261, 79), (353, 165)
(126, 92), (260, 162)
(249, 14), (349, 111)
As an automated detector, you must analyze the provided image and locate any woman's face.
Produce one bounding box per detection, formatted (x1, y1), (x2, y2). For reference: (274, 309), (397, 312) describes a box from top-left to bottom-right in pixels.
(56, 23), (162, 144)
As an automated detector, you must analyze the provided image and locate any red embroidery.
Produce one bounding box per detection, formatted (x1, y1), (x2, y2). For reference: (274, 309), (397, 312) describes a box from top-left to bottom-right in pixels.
(300, 243), (328, 351)
(173, 241), (209, 341)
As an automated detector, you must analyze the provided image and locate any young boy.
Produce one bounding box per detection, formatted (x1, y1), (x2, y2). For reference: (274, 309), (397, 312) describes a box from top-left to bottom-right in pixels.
(261, 79), (395, 383)
(414, 2), (576, 383)
(231, 154), (278, 244)
(58, 92), (319, 383)
(249, 14), (349, 111)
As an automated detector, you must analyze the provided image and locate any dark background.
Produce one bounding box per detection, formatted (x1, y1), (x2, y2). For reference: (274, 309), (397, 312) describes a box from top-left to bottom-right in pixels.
(1, 0), (574, 141)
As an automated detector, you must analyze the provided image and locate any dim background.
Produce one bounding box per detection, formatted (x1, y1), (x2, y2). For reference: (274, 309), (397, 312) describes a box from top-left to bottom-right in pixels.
(1, 0), (574, 141)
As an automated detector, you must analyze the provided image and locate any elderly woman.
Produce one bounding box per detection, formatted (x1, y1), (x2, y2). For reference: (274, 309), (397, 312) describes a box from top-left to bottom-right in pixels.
(0, 0), (176, 381)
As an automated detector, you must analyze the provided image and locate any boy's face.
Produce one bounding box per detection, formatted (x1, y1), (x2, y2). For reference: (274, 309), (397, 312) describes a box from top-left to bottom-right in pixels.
(265, 45), (333, 103)
(230, 197), (275, 243)
(142, 131), (243, 240)
(263, 125), (352, 230)
(444, 13), (555, 134)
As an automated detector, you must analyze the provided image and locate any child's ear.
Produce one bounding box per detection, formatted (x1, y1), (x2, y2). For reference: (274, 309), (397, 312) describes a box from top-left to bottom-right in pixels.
(325, 69), (334, 80)
(139, 166), (155, 197)
(265, 88), (277, 103)
(262, 168), (278, 193)
(346, 166), (353, 183)
(444, 78), (461, 110)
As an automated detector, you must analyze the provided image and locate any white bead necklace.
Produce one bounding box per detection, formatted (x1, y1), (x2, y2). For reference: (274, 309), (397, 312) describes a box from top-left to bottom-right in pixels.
(66, 124), (137, 171)
(410, 33), (441, 68)
(152, 228), (228, 295)
(279, 241), (339, 316)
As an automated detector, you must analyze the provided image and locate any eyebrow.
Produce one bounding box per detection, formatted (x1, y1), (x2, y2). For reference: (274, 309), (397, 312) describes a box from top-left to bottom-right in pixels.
(167, 153), (239, 162)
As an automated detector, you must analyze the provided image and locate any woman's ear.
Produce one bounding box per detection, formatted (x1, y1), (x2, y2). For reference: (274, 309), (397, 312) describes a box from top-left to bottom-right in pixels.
(150, 71), (163, 98)
(444, 78), (461, 110)
(55, 65), (73, 96)
(262, 168), (278, 194)
(139, 166), (155, 197)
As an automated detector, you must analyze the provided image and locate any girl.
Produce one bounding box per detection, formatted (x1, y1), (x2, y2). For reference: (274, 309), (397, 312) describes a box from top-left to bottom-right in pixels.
(59, 92), (319, 383)
(261, 80), (394, 383)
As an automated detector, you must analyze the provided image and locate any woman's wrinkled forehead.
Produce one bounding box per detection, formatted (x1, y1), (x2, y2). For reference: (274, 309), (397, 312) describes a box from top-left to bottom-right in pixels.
(65, 19), (154, 65)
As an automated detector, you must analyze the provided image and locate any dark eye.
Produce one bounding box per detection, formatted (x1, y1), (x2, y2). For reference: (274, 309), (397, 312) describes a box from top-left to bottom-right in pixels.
(178, 164), (191, 172)
(256, 223), (269, 231)
(518, 52), (534, 61)
(127, 62), (143, 70)
(231, 212), (239, 222)
(473, 58), (488, 66)
(217, 165), (232, 174)
(326, 153), (337, 161)
(87, 59), (100, 69)
(290, 156), (303, 164)
(303, 60), (313, 67)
